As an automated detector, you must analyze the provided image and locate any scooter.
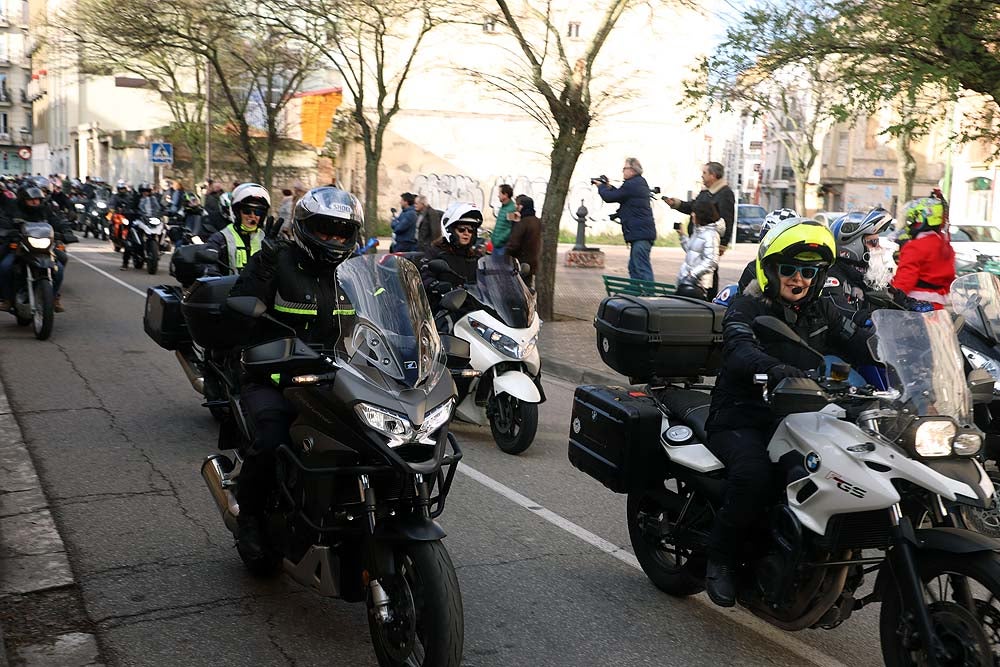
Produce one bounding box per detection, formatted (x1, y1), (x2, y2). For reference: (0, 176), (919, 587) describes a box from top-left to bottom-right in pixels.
(427, 253), (544, 454)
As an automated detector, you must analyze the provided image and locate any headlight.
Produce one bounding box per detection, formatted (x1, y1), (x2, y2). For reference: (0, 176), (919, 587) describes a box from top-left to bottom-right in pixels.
(962, 346), (1000, 392)
(355, 398), (454, 448)
(953, 432), (983, 456)
(914, 420), (956, 457)
(27, 236), (52, 249)
(75, 203), (85, 211)
(96, 202), (107, 209)
(148, 217), (161, 225)
(469, 317), (529, 359)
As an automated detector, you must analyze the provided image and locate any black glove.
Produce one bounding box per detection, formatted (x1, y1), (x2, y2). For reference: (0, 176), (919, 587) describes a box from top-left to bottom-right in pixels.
(261, 216), (288, 256)
(767, 363), (805, 391)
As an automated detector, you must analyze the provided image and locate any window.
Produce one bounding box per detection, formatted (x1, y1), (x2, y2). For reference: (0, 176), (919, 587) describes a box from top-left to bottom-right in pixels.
(567, 21), (580, 38)
(0, 112), (9, 135)
(483, 15), (497, 33)
(836, 131), (849, 167)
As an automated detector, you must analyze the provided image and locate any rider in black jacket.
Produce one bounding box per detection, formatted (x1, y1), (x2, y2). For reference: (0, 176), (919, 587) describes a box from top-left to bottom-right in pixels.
(228, 186), (363, 560)
(704, 218), (874, 608)
(0, 186), (73, 312)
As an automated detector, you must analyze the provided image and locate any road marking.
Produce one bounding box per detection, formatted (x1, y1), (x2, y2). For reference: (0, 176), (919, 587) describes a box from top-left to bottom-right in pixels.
(457, 463), (850, 667)
(77, 247), (849, 667)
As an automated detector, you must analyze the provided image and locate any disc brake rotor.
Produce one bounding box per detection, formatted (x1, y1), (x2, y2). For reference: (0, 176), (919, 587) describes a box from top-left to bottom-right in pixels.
(373, 574), (417, 663)
(905, 601), (992, 667)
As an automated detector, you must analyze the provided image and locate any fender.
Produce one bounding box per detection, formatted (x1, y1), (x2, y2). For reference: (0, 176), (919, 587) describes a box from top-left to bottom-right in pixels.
(373, 515), (446, 543)
(24, 253), (54, 270)
(493, 369), (542, 403)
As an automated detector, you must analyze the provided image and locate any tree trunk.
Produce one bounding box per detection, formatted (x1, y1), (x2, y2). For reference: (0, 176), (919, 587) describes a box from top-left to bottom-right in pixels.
(794, 173), (808, 215)
(536, 126), (588, 321)
(363, 145), (379, 238)
(896, 130), (917, 215)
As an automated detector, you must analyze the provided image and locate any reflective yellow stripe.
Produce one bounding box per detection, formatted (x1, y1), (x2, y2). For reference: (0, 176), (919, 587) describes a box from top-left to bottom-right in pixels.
(274, 304), (318, 315)
(373, 287), (385, 296)
(332, 309), (356, 315)
(270, 373), (281, 385)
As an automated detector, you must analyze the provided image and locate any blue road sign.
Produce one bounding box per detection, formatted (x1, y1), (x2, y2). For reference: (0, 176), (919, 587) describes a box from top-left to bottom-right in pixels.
(150, 142), (173, 164)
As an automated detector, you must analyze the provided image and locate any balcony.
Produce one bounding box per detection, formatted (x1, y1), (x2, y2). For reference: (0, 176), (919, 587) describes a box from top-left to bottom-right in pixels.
(0, 89), (11, 106)
(0, 14), (8, 27)
(25, 78), (45, 101)
(0, 133), (13, 144)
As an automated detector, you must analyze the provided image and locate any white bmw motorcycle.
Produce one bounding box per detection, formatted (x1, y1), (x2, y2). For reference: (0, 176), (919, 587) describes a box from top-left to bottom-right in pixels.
(571, 308), (1000, 665)
(428, 254), (544, 455)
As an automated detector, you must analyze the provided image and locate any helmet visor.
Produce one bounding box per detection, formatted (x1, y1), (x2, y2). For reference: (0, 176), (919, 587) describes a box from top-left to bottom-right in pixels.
(306, 217), (355, 242)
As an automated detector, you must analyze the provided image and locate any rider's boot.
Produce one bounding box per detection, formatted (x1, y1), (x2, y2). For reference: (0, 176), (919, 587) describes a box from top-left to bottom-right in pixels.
(705, 560), (736, 607)
(53, 295), (64, 313)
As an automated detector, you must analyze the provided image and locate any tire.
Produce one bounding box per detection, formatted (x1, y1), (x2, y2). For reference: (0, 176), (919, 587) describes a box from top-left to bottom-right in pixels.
(369, 540), (463, 667)
(488, 392), (538, 455)
(146, 238), (159, 275)
(626, 482), (705, 597)
(879, 550), (1000, 666)
(32, 280), (54, 341)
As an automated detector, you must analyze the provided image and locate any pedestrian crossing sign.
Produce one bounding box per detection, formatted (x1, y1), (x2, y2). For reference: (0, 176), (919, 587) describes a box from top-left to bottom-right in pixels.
(150, 142), (173, 164)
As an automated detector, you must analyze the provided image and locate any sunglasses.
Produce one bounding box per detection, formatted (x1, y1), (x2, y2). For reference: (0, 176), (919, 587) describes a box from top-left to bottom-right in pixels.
(777, 264), (820, 280)
(864, 237), (880, 248)
(453, 225), (475, 234)
(242, 207), (267, 217)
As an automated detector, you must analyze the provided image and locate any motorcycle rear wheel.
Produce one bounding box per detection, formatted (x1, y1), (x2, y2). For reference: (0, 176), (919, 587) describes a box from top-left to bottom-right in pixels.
(368, 540), (463, 667)
(879, 550), (1000, 666)
(32, 280), (54, 341)
(488, 392), (537, 455)
(627, 481), (705, 597)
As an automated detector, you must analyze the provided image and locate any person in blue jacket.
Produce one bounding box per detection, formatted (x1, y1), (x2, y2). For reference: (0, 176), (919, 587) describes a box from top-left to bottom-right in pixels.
(595, 157), (657, 281)
(390, 192), (418, 252)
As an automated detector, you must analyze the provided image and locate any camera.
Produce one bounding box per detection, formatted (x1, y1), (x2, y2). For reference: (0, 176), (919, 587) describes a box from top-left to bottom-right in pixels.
(673, 222), (682, 231)
(590, 175), (609, 185)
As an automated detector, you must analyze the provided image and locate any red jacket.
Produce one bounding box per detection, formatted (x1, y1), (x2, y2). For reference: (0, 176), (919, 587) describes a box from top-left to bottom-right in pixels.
(891, 231), (955, 309)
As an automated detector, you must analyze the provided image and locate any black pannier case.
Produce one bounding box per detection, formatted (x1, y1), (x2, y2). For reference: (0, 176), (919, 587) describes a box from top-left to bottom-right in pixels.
(568, 385), (663, 494)
(594, 295), (725, 382)
(181, 275), (250, 349)
(144, 285), (188, 350)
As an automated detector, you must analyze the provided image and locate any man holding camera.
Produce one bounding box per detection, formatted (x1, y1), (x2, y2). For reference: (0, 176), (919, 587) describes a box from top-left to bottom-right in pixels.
(594, 157), (657, 281)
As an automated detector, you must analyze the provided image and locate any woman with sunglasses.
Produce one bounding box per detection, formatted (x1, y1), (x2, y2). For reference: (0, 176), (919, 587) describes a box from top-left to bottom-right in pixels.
(420, 202), (484, 318)
(891, 195), (955, 310)
(204, 183), (270, 275)
(701, 218), (875, 608)
(823, 209), (934, 325)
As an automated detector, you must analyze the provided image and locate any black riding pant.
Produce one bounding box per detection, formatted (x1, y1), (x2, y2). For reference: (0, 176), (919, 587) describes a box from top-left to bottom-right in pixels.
(705, 427), (774, 564)
(236, 381), (296, 516)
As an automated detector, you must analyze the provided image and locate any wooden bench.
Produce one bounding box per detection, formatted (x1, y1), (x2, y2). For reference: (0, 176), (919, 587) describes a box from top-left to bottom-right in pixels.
(602, 274), (676, 297)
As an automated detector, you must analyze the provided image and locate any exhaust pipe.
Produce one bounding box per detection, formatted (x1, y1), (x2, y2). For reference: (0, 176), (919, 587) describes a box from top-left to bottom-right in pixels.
(175, 349), (205, 395)
(201, 455), (239, 534)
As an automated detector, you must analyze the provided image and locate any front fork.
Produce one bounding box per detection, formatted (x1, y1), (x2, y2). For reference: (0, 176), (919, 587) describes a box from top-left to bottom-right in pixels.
(24, 263), (52, 312)
(887, 503), (948, 666)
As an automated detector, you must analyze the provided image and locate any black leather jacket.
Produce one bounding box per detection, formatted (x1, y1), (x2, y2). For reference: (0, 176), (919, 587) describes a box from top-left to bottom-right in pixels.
(420, 242), (480, 306)
(707, 281), (874, 433)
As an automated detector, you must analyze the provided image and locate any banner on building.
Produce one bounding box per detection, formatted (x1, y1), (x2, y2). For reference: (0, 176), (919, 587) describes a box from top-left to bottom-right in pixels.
(298, 88), (343, 149)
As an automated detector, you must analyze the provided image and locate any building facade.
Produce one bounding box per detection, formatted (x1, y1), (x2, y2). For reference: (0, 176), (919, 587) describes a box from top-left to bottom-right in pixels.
(0, 0), (33, 174)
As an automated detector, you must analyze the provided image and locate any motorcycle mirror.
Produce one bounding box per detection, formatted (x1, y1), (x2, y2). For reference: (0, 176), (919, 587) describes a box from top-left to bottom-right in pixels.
(866, 334), (881, 362)
(439, 288), (467, 313)
(226, 296), (267, 319)
(968, 368), (995, 405)
(519, 262), (531, 278)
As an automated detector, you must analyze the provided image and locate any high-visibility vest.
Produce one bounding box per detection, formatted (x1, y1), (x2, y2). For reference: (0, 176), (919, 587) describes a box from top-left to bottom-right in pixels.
(221, 224), (262, 272)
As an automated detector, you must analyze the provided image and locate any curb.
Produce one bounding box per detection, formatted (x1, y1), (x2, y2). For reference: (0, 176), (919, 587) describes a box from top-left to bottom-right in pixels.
(542, 356), (634, 388)
(0, 374), (102, 666)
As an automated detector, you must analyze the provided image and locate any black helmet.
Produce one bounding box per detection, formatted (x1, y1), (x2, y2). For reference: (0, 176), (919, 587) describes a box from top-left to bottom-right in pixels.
(292, 186), (363, 269)
(16, 186), (45, 221)
(138, 182), (152, 194)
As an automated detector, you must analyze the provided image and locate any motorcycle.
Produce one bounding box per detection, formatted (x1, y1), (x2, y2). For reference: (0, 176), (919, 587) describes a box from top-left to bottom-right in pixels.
(170, 253), (463, 666)
(84, 199), (110, 240)
(123, 214), (165, 275)
(2, 220), (60, 340)
(426, 253), (544, 454)
(573, 307), (1000, 665)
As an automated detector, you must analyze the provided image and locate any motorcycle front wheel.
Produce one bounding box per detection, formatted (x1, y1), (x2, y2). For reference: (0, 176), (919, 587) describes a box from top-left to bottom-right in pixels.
(879, 550), (1000, 666)
(32, 280), (54, 340)
(369, 540), (463, 667)
(146, 238), (159, 275)
(487, 392), (538, 455)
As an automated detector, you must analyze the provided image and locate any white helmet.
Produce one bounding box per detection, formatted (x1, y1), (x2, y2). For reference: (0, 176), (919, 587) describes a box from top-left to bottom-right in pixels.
(231, 183), (270, 225)
(759, 208), (798, 240)
(440, 202), (483, 249)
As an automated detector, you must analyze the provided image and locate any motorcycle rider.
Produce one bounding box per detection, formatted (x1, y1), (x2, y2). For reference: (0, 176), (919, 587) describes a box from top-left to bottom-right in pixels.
(824, 208), (934, 324)
(704, 218), (873, 607)
(204, 183), (269, 275)
(891, 195), (955, 310)
(229, 186), (363, 559)
(110, 180), (135, 213)
(420, 202), (483, 315)
(0, 186), (69, 312)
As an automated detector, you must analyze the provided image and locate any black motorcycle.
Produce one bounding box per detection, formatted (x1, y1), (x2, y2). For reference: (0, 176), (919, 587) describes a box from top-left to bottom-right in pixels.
(146, 254), (465, 666)
(123, 214), (165, 275)
(2, 220), (62, 339)
(83, 198), (110, 240)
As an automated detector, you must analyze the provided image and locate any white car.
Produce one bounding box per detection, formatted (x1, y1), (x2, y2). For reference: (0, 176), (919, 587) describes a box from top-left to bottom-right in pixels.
(814, 211), (847, 227)
(949, 222), (1000, 272)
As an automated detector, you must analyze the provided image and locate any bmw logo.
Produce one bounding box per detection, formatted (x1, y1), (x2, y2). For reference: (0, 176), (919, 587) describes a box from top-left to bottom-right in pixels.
(572, 418), (581, 434)
(805, 452), (821, 473)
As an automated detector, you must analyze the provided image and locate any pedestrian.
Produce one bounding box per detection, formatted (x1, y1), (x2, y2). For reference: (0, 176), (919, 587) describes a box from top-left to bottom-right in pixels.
(595, 157), (657, 282)
(493, 184), (516, 255)
(277, 188), (294, 223)
(414, 195), (442, 251)
(675, 201), (722, 301)
(664, 161), (736, 297)
(506, 194), (542, 288)
(204, 181), (222, 219)
(390, 192), (418, 252)
(169, 179), (186, 215)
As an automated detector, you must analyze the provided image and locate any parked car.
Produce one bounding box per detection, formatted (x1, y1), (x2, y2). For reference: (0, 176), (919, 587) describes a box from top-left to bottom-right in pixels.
(814, 211), (847, 226)
(736, 204), (766, 242)
(949, 222), (1000, 273)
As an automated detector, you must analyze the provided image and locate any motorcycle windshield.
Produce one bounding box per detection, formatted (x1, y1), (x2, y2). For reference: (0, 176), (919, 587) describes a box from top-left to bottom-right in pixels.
(949, 272), (1000, 341)
(871, 309), (971, 424)
(469, 254), (535, 328)
(334, 254), (445, 393)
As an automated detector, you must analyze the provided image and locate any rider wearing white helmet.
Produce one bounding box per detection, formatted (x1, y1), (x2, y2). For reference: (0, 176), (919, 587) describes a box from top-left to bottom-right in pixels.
(204, 183), (270, 275)
(420, 202), (484, 306)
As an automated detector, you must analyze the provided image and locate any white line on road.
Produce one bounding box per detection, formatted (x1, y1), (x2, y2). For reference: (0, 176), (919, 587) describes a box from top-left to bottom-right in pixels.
(76, 249), (848, 667)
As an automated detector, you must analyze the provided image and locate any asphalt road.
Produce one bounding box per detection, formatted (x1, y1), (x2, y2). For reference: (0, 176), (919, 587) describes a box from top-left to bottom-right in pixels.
(0, 237), (885, 666)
